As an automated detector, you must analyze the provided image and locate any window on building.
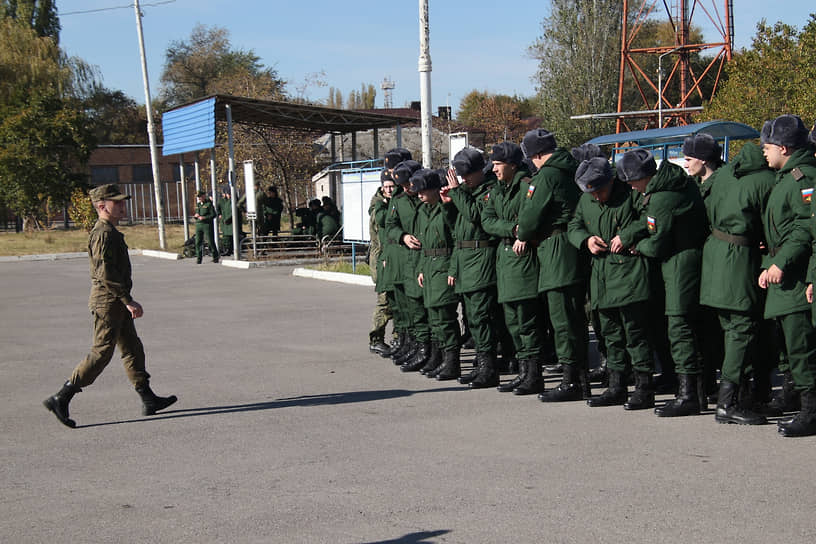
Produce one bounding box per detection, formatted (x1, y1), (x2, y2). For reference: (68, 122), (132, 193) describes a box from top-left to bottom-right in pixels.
(91, 166), (119, 184)
(132, 164), (153, 182)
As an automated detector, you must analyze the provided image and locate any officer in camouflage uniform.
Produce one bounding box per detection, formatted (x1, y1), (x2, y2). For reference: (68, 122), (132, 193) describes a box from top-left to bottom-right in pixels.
(759, 115), (816, 436)
(368, 170), (396, 356)
(568, 157), (652, 409)
(613, 149), (708, 416)
(43, 184), (177, 428)
(413, 168), (461, 380)
(442, 147), (502, 388)
(516, 129), (589, 402)
(481, 142), (543, 395)
(194, 190), (219, 264)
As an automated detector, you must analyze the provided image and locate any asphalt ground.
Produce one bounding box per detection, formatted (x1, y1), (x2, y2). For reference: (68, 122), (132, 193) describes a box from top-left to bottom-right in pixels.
(1, 256), (815, 543)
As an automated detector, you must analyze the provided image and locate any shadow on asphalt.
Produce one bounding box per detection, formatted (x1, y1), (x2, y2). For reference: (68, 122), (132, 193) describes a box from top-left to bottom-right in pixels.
(358, 530), (450, 543)
(75, 387), (463, 429)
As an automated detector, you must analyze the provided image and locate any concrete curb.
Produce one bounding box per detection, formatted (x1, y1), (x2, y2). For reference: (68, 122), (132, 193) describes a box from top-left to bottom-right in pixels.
(0, 252), (87, 262)
(141, 249), (182, 260)
(292, 267), (374, 287)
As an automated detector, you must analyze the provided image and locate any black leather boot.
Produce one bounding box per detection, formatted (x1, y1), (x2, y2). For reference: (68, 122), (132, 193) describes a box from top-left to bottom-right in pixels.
(587, 369), (627, 407)
(655, 373), (700, 417)
(393, 336), (417, 366)
(588, 354), (608, 386)
(43, 380), (81, 428)
(401, 342), (431, 372)
(468, 352), (500, 389)
(539, 364), (584, 402)
(458, 355), (481, 384)
(383, 332), (405, 358)
(778, 390), (816, 437)
(419, 342), (442, 374)
(435, 349), (461, 381)
(624, 371), (655, 410)
(715, 380), (766, 425)
(513, 359), (543, 395)
(768, 370), (801, 414)
(369, 340), (391, 356)
(497, 359), (526, 392)
(136, 383), (177, 416)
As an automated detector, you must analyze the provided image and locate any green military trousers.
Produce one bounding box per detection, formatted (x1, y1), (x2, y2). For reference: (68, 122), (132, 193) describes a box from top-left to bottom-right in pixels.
(502, 297), (542, 360)
(776, 310), (816, 392)
(667, 313), (701, 375)
(71, 302), (150, 388)
(598, 302), (652, 374)
(717, 309), (756, 385)
(461, 286), (499, 354)
(544, 283), (588, 370)
(428, 303), (459, 351)
(195, 222), (219, 262)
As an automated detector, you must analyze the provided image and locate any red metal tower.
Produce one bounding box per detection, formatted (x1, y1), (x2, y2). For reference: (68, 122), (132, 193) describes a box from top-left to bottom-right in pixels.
(616, 0), (734, 132)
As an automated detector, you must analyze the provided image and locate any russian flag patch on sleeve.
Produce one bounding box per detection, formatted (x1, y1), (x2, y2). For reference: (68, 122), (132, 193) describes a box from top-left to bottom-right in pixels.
(527, 185), (535, 198)
(801, 187), (813, 204)
(647, 216), (656, 233)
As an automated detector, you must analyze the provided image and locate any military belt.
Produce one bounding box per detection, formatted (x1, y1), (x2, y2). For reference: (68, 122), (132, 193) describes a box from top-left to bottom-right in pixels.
(456, 240), (496, 249)
(424, 247), (452, 257)
(711, 228), (752, 247)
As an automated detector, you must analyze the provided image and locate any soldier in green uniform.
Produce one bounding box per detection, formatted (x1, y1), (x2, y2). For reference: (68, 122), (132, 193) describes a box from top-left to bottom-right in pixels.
(43, 184), (177, 428)
(441, 147), (502, 387)
(698, 141), (776, 425)
(263, 186), (284, 236)
(216, 185), (236, 256)
(516, 129), (589, 402)
(612, 149), (708, 415)
(413, 168), (461, 379)
(568, 157), (653, 409)
(194, 190), (219, 264)
(758, 115), (816, 436)
(368, 170), (396, 356)
(316, 197), (341, 241)
(386, 159), (431, 370)
(481, 142), (543, 395)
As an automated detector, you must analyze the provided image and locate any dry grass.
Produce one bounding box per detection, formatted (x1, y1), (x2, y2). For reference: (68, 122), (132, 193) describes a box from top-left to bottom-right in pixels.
(0, 224), (188, 256)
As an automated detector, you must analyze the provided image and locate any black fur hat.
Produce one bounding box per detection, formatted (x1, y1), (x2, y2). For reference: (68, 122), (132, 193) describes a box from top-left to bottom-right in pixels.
(760, 115), (809, 148)
(617, 148), (657, 182)
(575, 157), (613, 193)
(682, 133), (722, 162)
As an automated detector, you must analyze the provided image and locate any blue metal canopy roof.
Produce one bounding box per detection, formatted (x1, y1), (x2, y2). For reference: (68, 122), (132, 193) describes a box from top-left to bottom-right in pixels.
(585, 120), (759, 147)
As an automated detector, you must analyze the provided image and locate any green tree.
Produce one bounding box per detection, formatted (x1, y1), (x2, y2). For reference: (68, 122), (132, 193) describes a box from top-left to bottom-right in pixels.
(457, 91), (533, 144)
(346, 83), (376, 109)
(160, 24), (284, 107)
(327, 87), (343, 109)
(699, 16), (816, 134)
(0, 0), (59, 41)
(83, 88), (147, 144)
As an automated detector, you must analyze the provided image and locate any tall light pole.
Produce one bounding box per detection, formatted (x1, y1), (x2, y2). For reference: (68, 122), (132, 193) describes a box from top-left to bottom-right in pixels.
(418, 0), (433, 167)
(133, 0), (166, 248)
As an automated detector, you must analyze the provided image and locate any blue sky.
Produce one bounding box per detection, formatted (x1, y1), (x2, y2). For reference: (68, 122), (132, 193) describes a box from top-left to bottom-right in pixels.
(58, 1), (816, 114)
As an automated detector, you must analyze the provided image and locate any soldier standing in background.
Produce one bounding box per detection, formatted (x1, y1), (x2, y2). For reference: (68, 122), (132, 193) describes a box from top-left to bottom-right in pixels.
(481, 142), (543, 395)
(442, 148), (502, 388)
(43, 184), (177, 428)
(368, 170), (396, 356)
(194, 190), (219, 264)
(264, 186), (284, 236)
(516, 129), (589, 402)
(569, 157), (653, 409)
(759, 115), (816, 436)
(217, 185), (235, 257)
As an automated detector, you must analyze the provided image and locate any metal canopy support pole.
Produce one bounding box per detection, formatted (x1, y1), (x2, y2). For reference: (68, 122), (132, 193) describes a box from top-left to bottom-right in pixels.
(209, 149), (220, 252)
(351, 132), (358, 161)
(194, 156), (201, 192)
(133, 0), (165, 248)
(373, 128), (379, 159)
(179, 156), (189, 240)
(209, 155), (218, 251)
(226, 104), (240, 261)
(418, 0), (433, 167)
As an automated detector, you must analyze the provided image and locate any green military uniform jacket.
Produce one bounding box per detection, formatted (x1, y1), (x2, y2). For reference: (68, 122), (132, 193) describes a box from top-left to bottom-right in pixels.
(417, 201), (458, 308)
(195, 199), (216, 225)
(699, 142), (775, 312)
(762, 147), (816, 318)
(316, 211), (340, 240)
(264, 196), (283, 220)
(447, 174), (498, 294)
(368, 189), (384, 265)
(481, 168), (539, 304)
(618, 160), (707, 315)
(385, 190), (424, 297)
(217, 197), (234, 236)
(372, 188), (398, 293)
(568, 179), (650, 310)
(516, 147), (584, 292)
(88, 218), (133, 309)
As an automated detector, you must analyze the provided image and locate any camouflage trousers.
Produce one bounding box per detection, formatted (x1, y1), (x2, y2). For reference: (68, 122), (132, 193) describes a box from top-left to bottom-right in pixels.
(71, 302), (150, 388)
(369, 291), (393, 343)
